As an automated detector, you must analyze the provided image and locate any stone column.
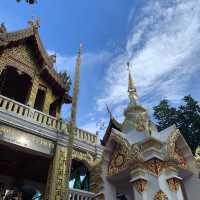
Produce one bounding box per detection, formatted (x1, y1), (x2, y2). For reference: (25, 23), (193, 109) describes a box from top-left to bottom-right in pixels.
(166, 176), (184, 200)
(0, 59), (5, 75)
(130, 169), (148, 200)
(0, 55), (7, 81)
(27, 75), (39, 107)
(44, 144), (68, 200)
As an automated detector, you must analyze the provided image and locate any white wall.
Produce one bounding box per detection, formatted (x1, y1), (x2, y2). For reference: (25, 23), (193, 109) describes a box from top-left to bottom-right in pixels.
(183, 174), (200, 200)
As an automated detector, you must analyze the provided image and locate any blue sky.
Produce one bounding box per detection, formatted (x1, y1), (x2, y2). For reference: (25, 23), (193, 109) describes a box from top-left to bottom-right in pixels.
(1, 0), (200, 136)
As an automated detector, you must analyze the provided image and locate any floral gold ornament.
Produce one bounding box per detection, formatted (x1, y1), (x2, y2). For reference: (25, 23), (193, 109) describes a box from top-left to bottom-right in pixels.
(167, 177), (181, 192)
(132, 178), (148, 193)
(154, 190), (168, 200)
(108, 143), (128, 176)
(146, 158), (164, 176)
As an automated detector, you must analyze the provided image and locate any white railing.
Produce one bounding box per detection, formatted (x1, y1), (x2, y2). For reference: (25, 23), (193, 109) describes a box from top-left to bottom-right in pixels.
(69, 188), (94, 200)
(74, 127), (97, 144)
(0, 94), (62, 129)
(0, 94), (98, 144)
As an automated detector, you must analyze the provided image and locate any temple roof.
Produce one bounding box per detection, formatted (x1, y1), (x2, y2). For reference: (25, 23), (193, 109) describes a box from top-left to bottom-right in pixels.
(0, 22), (71, 102)
(101, 117), (122, 146)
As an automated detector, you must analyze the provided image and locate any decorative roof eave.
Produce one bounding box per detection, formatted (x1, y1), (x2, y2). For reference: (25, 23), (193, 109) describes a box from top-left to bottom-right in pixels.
(101, 117), (122, 146)
(0, 26), (71, 101)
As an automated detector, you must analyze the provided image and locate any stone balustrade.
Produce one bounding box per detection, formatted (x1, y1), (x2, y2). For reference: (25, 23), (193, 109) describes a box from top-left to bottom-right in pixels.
(0, 94), (62, 129)
(74, 127), (98, 144)
(69, 188), (94, 200)
(0, 94), (98, 144)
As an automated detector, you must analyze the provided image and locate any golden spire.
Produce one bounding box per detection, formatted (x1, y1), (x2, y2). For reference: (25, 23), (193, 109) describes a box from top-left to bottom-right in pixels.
(127, 62), (138, 104)
(64, 44), (83, 199)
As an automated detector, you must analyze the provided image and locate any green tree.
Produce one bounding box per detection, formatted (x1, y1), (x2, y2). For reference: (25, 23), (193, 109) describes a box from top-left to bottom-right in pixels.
(153, 99), (178, 131)
(153, 95), (200, 153)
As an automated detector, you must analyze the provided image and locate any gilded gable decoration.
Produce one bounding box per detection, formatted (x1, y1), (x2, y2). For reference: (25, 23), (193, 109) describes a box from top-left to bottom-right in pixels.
(166, 130), (187, 168)
(145, 158), (164, 176)
(108, 143), (128, 176)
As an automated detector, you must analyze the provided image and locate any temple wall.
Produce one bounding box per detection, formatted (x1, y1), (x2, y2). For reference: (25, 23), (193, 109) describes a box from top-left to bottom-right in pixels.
(101, 150), (116, 200)
(158, 172), (178, 200)
(183, 174), (200, 200)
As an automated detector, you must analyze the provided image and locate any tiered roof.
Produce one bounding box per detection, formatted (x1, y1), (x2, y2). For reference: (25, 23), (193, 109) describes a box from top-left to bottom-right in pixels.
(0, 21), (71, 103)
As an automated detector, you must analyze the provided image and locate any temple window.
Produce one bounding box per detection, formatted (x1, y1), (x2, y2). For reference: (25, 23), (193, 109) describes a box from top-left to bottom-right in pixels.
(49, 100), (58, 117)
(34, 85), (46, 112)
(0, 66), (32, 104)
(70, 159), (90, 192)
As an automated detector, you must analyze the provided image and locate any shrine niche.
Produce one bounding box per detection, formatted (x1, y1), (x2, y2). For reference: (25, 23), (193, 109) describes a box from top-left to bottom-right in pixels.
(154, 190), (168, 200)
(167, 177), (181, 192)
(132, 178), (148, 193)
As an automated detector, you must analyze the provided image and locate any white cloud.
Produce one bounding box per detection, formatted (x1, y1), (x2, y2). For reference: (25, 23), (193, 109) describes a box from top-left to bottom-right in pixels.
(48, 50), (111, 78)
(97, 0), (200, 116)
(80, 122), (98, 134)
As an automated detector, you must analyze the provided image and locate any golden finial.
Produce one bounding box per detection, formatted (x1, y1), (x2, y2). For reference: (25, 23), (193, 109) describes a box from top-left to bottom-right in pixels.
(127, 62), (138, 104)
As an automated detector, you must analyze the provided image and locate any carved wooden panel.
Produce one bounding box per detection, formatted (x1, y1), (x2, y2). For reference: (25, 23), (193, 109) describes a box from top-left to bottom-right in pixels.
(108, 144), (128, 176)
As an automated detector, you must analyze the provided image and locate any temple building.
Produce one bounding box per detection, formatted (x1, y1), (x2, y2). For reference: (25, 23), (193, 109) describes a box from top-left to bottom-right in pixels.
(0, 21), (200, 200)
(0, 21), (102, 200)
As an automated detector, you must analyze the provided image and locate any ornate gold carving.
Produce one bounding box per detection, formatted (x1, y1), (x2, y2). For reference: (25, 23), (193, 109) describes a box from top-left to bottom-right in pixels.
(132, 179), (148, 193)
(145, 158), (164, 176)
(127, 144), (142, 164)
(55, 148), (67, 199)
(47, 145), (67, 200)
(166, 130), (187, 168)
(195, 146), (200, 162)
(108, 143), (128, 176)
(72, 149), (95, 168)
(154, 190), (168, 200)
(90, 159), (103, 194)
(2, 44), (36, 77)
(0, 126), (55, 154)
(123, 110), (149, 132)
(167, 177), (181, 192)
(110, 133), (130, 151)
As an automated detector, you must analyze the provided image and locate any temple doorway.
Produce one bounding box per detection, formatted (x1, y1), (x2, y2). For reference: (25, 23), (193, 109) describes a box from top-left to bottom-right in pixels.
(0, 66), (32, 104)
(117, 193), (128, 200)
(108, 171), (134, 200)
(70, 159), (90, 192)
(0, 142), (50, 199)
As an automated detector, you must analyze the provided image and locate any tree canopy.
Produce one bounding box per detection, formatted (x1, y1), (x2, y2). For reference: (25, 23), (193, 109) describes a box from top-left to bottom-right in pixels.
(153, 95), (200, 153)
